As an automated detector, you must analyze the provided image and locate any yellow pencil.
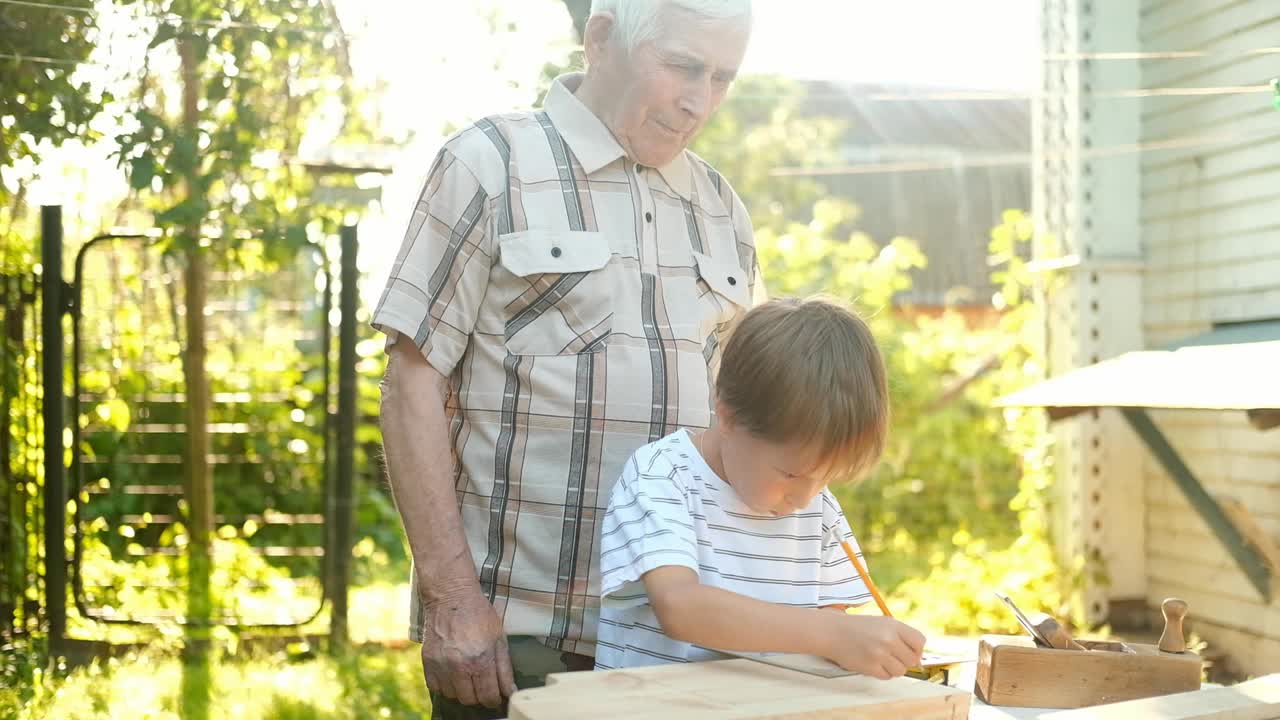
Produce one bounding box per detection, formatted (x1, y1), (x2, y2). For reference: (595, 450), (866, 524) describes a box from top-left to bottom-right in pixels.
(841, 540), (943, 680)
(840, 539), (892, 617)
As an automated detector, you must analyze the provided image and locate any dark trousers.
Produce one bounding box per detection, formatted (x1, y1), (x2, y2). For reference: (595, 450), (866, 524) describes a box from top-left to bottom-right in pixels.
(429, 636), (594, 720)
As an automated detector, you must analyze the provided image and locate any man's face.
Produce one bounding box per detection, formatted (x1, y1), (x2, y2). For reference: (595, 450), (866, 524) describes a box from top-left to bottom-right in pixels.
(589, 8), (749, 167)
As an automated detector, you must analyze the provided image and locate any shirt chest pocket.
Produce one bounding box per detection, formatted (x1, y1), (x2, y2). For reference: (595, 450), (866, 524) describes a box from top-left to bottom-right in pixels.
(688, 251), (751, 343)
(495, 230), (615, 356)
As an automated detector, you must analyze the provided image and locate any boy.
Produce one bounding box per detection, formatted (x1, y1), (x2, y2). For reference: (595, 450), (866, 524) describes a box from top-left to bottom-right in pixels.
(594, 297), (926, 679)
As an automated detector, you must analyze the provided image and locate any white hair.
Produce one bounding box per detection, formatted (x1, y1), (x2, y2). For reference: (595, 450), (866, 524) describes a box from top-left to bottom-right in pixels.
(588, 0), (752, 52)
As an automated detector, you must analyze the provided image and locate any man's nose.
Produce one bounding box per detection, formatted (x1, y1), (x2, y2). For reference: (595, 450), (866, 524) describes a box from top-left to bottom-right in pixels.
(678, 79), (711, 119)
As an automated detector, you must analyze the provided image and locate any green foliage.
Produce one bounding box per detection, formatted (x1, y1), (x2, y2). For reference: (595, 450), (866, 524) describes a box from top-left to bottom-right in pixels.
(4, 3), (405, 693)
(695, 76), (1078, 635)
(693, 76), (848, 236)
(0, 0), (111, 177)
(0, 248), (48, 708)
(884, 211), (1084, 634)
(114, 0), (372, 249)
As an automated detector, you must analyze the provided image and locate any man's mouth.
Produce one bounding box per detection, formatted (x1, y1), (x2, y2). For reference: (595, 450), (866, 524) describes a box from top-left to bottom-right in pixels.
(655, 121), (686, 136)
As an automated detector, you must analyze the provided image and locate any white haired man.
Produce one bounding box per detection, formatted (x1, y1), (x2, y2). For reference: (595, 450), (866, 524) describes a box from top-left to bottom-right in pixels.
(374, 1), (758, 717)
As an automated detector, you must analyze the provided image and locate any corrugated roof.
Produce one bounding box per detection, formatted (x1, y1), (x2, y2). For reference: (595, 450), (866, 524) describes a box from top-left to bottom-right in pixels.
(801, 81), (1031, 307)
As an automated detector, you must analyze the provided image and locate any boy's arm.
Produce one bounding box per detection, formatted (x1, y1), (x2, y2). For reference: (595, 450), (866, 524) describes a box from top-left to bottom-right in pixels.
(644, 566), (833, 655)
(644, 566), (925, 679)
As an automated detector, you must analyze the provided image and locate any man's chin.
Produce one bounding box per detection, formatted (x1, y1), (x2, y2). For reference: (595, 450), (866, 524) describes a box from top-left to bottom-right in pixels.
(634, 148), (685, 168)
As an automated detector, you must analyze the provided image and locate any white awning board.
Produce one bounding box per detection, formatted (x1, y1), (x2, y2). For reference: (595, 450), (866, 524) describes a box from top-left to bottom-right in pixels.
(997, 340), (1280, 416)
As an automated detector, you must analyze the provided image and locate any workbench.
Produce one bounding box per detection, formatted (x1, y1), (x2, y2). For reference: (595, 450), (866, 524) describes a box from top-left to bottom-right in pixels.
(500, 650), (1280, 719)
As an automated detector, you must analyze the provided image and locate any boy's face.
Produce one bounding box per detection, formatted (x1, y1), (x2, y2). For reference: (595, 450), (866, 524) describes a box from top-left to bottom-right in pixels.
(716, 402), (834, 516)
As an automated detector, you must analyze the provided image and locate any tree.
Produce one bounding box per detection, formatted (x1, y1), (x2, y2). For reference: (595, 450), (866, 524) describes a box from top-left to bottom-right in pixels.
(0, 0), (108, 188)
(107, 2), (371, 715)
(0, 1), (109, 702)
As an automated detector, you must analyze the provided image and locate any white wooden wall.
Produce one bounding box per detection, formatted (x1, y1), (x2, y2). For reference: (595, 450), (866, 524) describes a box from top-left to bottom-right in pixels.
(1036, 0), (1148, 624)
(1136, 0), (1280, 676)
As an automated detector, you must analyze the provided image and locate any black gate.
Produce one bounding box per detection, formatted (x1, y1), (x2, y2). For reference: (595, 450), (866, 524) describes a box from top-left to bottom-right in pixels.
(0, 209), (50, 662)
(4, 207), (360, 657)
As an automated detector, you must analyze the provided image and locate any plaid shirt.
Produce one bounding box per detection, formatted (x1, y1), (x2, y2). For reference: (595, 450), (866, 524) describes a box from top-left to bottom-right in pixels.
(372, 73), (763, 655)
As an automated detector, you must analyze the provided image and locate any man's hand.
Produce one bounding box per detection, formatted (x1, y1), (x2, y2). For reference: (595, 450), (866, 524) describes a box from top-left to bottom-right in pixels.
(420, 589), (517, 709)
(816, 614), (926, 680)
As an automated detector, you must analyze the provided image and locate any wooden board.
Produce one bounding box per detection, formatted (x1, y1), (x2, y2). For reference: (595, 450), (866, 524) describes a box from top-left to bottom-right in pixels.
(505, 658), (971, 720)
(974, 635), (1201, 709)
(1039, 673), (1280, 720)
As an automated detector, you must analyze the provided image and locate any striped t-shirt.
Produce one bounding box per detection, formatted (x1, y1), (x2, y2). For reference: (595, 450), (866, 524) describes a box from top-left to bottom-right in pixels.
(595, 429), (872, 669)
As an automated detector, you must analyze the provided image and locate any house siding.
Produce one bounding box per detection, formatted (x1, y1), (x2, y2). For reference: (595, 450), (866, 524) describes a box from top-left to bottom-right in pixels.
(1137, 0), (1280, 675)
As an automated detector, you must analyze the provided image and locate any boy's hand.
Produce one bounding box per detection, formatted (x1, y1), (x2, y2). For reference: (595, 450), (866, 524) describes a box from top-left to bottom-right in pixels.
(815, 613), (926, 680)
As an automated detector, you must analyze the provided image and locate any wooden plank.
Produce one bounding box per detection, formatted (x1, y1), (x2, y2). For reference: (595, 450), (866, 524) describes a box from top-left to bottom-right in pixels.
(1141, 194), (1280, 240)
(1147, 524), (1252, 571)
(1143, 172), (1280, 225)
(1171, 623), (1280, 675)
(1140, 120), (1279, 175)
(1150, 492), (1280, 535)
(1038, 673), (1280, 719)
(1144, 117), (1280, 187)
(1140, 185), (1280, 228)
(1141, 460), (1280, 500)
(1145, 579), (1280, 638)
(1136, 133), (1280, 187)
(1148, 512), (1280, 563)
(1142, 42), (1280, 96)
(1150, 238), (1280, 282)
(1146, 552), (1266, 604)
(1216, 496), (1280, 574)
(1142, 288), (1280, 327)
(1141, 0), (1277, 56)
(1146, 321), (1219, 347)
(1145, 415), (1280, 458)
(506, 658), (971, 720)
(1146, 261), (1280, 307)
(997, 343), (1280, 412)
(1139, 0), (1201, 23)
(1139, 88), (1277, 143)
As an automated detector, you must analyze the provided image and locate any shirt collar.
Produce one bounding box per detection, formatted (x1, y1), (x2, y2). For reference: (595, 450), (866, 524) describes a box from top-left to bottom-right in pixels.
(542, 73), (695, 201)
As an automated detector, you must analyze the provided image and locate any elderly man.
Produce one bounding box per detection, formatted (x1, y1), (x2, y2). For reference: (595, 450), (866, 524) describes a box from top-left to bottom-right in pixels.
(373, 1), (759, 717)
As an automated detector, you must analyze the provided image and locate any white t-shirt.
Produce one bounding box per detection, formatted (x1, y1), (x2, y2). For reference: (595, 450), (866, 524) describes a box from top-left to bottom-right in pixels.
(595, 429), (871, 670)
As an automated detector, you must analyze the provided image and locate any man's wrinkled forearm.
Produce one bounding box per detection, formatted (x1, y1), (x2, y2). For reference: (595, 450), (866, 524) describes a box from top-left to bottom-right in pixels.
(379, 342), (481, 605)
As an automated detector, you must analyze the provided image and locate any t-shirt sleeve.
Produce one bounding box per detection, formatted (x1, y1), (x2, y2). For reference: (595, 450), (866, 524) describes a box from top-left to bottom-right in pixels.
(818, 493), (873, 607)
(598, 450), (700, 609)
(370, 146), (493, 376)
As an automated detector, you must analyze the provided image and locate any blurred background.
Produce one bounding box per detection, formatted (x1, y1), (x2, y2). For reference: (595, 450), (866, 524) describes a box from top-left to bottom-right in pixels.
(3, 1), (1278, 717)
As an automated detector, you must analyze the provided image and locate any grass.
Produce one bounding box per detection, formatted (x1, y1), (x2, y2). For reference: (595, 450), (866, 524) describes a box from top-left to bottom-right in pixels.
(8, 582), (432, 720)
(16, 642), (430, 720)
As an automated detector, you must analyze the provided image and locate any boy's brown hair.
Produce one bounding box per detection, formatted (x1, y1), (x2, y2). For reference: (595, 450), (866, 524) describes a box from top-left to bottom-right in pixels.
(716, 296), (889, 483)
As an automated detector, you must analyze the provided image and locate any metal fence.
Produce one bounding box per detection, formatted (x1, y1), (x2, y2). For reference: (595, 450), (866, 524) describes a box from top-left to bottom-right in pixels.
(0, 207), (360, 657)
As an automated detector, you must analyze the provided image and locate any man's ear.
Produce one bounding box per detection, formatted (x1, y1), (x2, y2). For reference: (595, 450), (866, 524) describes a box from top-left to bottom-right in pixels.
(582, 12), (616, 67)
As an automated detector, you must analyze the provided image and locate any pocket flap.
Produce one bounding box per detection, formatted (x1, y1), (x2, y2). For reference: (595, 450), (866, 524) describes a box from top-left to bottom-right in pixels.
(498, 230), (610, 276)
(692, 251), (750, 308)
